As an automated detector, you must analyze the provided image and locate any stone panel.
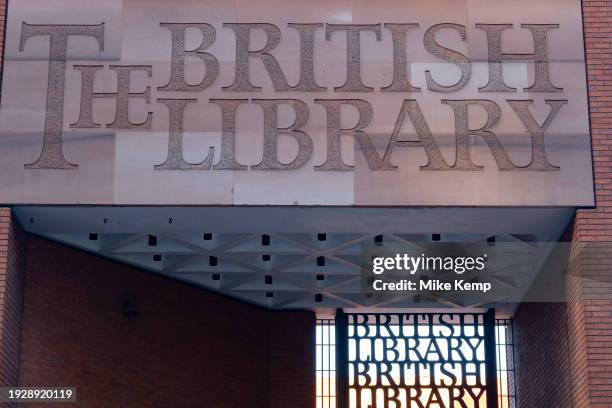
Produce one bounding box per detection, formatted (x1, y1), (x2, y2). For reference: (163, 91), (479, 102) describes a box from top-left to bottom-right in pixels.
(0, 0), (593, 206)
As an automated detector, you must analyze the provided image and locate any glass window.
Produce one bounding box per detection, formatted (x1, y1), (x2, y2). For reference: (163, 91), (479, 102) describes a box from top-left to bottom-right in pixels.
(316, 316), (517, 408)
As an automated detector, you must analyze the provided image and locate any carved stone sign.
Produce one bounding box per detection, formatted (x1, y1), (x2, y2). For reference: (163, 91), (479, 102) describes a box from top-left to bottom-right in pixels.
(0, 0), (593, 205)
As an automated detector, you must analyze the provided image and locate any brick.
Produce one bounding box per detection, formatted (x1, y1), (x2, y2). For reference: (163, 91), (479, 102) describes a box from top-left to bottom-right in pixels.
(0, 207), (27, 402)
(516, 3), (612, 402)
(17, 237), (314, 408)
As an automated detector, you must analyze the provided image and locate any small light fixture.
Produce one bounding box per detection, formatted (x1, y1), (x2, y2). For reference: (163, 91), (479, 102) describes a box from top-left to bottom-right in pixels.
(317, 256), (325, 266)
(88, 233), (98, 241)
(148, 235), (158, 247)
(261, 234), (271, 246)
(209, 256), (218, 266)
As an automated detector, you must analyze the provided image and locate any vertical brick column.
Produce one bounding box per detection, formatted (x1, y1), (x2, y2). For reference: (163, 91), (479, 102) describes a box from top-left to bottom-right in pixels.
(0, 0), (5, 68)
(0, 2), (24, 400)
(565, 244), (611, 408)
(0, 208), (27, 389)
(266, 311), (315, 408)
(515, 3), (612, 407)
(570, 1), (612, 407)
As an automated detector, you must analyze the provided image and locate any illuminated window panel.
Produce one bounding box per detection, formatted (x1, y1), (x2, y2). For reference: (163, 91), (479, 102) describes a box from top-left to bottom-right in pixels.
(316, 315), (516, 408)
(316, 319), (336, 408)
(496, 320), (517, 408)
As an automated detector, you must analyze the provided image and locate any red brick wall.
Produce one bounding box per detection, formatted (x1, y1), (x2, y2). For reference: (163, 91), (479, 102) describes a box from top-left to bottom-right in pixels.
(18, 236), (315, 408)
(0, 208), (27, 390)
(267, 312), (316, 408)
(0, 0), (5, 95)
(576, 3), (612, 241)
(573, 1), (612, 407)
(0, 0), (5, 64)
(513, 302), (573, 408)
(564, 244), (612, 408)
(512, 227), (576, 408)
(513, 2), (612, 408)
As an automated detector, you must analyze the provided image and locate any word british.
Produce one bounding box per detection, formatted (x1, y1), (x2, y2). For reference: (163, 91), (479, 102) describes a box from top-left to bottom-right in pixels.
(19, 22), (568, 171)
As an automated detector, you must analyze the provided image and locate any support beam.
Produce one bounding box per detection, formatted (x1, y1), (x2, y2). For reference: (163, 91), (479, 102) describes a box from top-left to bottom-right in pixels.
(484, 308), (499, 408)
(335, 308), (349, 408)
